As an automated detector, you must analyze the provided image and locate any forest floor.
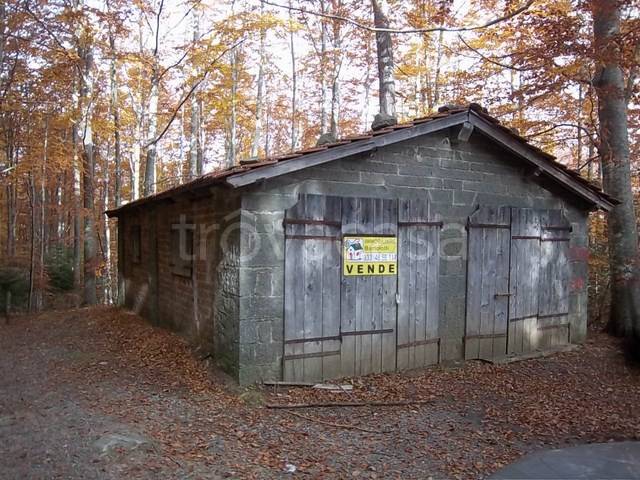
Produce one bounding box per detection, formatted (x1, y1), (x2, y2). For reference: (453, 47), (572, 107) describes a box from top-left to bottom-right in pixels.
(1, 307), (640, 480)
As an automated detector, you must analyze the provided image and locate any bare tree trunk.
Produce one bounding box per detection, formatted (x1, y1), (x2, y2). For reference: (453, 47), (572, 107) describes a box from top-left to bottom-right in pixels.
(197, 98), (203, 173)
(102, 159), (112, 304)
(289, 0), (297, 150)
(109, 27), (122, 207)
(433, 29), (443, 109)
(39, 117), (48, 310)
(251, 0), (266, 159)
(371, 0), (396, 128)
(72, 110), (83, 297)
(319, 0), (329, 135)
(329, 2), (342, 139)
(190, 8), (201, 177)
(592, 0), (640, 338)
(132, 107), (142, 200)
(4, 138), (16, 258)
(81, 42), (97, 305)
(362, 39), (372, 131)
(143, 2), (163, 196)
(227, 47), (239, 167)
(72, 0), (84, 298)
(144, 64), (158, 196)
(27, 173), (36, 312)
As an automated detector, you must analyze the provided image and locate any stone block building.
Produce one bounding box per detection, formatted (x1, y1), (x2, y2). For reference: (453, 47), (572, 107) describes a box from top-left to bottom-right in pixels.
(107, 105), (616, 385)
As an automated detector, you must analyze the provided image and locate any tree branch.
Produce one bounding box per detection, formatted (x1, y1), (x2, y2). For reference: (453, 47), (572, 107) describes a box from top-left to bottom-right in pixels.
(153, 0), (164, 57)
(262, 0), (534, 34)
(526, 122), (596, 144)
(146, 38), (246, 148)
(22, 1), (82, 76)
(457, 35), (536, 72)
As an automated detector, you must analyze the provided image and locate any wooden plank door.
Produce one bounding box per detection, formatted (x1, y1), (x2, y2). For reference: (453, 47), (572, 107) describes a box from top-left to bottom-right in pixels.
(507, 208), (542, 355)
(537, 210), (571, 347)
(340, 197), (398, 377)
(465, 206), (511, 360)
(283, 194), (342, 382)
(397, 197), (441, 369)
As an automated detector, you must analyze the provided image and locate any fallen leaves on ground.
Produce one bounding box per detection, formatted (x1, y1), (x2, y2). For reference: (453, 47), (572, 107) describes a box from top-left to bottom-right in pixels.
(2, 306), (640, 479)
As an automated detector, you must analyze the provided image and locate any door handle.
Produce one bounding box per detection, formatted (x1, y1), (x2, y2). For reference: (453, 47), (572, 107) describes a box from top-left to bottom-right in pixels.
(494, 293), (513, 298)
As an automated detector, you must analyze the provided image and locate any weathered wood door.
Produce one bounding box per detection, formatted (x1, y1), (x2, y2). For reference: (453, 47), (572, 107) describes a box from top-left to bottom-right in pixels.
(340, 197), (398, 377)
(537, 210), (571, 347)
(397, 198), (441, 369)
(283, 194), (342, 382)
(283, 194), (441, 382)
(465, 207), (571, 361)
(465, 207), (511, 360)
(507, 208), (542, 355)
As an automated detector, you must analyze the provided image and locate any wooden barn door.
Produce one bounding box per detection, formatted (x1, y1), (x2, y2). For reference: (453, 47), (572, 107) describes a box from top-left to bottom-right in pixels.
(465, 207), (511, 360)
(283, 194), (342, 382)
(465, 206), (571, 361)
(507, 208), (542, 355)
(537, 210), (571, 347)
(397, 198), (441, 369)
(340, 197), (398, 377)
(284, 194), (441, 382)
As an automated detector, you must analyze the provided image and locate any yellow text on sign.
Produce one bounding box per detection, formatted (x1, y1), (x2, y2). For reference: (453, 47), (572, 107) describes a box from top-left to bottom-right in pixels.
(343, 236), (398, 276)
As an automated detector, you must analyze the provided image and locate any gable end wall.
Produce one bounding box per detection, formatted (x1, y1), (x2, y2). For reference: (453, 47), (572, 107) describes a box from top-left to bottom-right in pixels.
(238, 128), (589, 384)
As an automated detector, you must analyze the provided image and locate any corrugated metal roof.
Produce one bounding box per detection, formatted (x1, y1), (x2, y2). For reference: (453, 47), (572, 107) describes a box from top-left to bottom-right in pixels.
(106, 104), (615, 216)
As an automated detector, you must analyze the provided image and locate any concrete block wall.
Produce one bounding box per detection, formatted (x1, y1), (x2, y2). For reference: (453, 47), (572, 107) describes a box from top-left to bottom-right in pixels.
(237, 127), (590, 384)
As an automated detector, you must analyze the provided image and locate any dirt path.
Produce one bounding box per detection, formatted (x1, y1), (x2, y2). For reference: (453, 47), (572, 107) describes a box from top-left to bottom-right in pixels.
(1, 307), (639, 479)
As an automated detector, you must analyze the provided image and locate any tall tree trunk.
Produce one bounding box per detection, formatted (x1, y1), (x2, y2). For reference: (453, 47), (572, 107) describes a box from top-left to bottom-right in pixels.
(39, 117), (48, 310)
(289, 0), (297, 150)
(109, 28), (122, 207)
(102, 157), (112, 304)
(226, 47), (238, 167)
(319, 0), (329, 135)
(132, 106), (142, 200)
(433, 29), (443, 109)
(592, 0), (640, 338)
(72, 0), (84, 297)
(80, 41), (97, 305)
(329, 1), (342, 139)
(189, 8), (201, 177)
(251, 0), (266, 159)
(371, 0), (396, 127)
(27, 173), (37, 312)
(5, 138), (16, 258)
(143, 2), (162, 196)
(144, 64), (158, 196)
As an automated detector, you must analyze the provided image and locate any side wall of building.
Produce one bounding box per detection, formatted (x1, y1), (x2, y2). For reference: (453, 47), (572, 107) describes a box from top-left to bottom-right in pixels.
(118, 188), (242, 375)
(238, 128), (590, 384)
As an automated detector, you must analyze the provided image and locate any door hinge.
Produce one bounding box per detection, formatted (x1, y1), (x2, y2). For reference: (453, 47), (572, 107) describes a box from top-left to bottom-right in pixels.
(395, 293), (400, 304)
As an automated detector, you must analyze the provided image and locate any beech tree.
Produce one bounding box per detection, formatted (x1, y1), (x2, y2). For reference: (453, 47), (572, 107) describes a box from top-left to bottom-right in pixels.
(591, 0), (640, 339)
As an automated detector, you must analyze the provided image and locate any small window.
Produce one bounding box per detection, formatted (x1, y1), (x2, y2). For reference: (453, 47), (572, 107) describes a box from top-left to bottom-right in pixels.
(131, 225), (141, 263)
(170, 224), (194, 277)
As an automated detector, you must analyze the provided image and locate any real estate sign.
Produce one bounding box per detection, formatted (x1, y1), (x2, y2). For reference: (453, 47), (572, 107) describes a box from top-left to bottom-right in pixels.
(343, 236), (398, 276)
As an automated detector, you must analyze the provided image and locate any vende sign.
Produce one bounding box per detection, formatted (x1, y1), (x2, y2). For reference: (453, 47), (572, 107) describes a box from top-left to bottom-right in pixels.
(343, 236), (397, 276)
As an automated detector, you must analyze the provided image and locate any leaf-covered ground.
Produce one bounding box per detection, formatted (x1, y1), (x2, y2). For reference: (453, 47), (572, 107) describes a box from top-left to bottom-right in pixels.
(1, 307), (639, 479)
